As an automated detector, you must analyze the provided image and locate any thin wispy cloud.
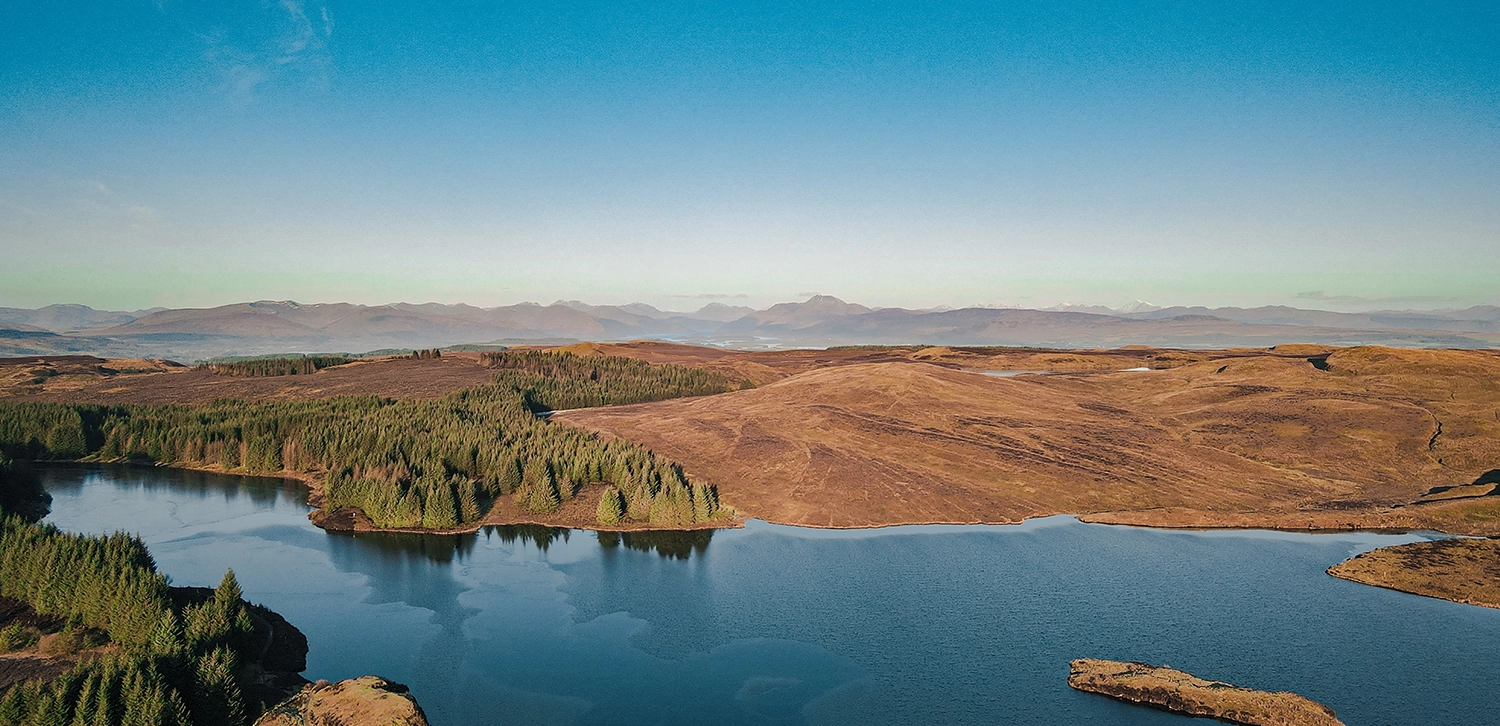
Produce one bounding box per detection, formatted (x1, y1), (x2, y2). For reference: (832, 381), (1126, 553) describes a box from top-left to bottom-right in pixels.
(191, 0), (334, 101)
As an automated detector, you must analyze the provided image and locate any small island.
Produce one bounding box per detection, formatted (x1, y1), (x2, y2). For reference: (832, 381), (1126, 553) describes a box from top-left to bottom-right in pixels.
(1067, 659), (1344, 726)
(1328, 537), (1500, 609)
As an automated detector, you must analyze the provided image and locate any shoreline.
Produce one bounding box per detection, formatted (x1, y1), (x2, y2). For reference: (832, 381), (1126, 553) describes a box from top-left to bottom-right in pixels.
(1326, 570), (1500, 610)
(1325, 538), (1500, 610)
(743, 512), (1443, 537)
(40, 459), (746, 535)
(26, 460), (1477, 539)
(35, 459), (1500, 612)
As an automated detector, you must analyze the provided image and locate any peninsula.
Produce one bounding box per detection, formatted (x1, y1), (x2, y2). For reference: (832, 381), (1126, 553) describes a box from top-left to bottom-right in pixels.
(1328, 537), (1500, 609)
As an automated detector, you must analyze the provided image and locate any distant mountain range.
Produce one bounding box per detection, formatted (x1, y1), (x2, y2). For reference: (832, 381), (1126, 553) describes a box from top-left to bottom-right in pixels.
(2, 296), (1497, 360)
(0, 304), (165, 333)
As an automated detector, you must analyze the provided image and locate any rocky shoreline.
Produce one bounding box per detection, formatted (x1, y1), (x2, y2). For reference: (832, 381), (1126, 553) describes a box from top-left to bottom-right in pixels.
(1067, 658), (1344, 726)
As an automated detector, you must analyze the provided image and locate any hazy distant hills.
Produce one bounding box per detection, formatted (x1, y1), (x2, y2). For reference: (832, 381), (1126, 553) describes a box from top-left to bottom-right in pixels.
(1, 296), (1496, 360)
(0, 303), (162, 333)
(1121, 305), (1500, 333)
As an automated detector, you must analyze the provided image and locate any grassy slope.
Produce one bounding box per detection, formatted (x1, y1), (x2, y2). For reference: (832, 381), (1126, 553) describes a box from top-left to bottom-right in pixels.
(558, 346), (1500, 534)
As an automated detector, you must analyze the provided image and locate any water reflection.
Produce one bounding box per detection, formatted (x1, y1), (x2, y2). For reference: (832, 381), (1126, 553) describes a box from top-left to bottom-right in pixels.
(0, 462), (51, 522)
(37, 462), (306, 507)
(486, 524), (571, 551)
(597, 529), (714, 559)
(329, 529), (481, 564)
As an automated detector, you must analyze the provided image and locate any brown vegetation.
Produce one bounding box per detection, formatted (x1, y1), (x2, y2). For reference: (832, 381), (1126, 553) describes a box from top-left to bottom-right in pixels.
(558, 346), (1500, 534)
(1067, 658), (1344, 726)
(544, 340), (1221, 386)
(254, 676), (428, 726)
(2, 353), (498, 404)
(0, 597), (108, 693)
(1328, 538), (1500, 609)
(0, 356), (183, 399)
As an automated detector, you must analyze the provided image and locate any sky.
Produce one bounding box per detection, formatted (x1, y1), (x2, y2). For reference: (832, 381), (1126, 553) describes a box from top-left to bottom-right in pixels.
(2, 0), (1497, 313)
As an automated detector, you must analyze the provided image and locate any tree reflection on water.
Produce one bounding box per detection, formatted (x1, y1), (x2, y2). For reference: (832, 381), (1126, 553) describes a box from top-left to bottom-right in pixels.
(328, 524), (714, 562)
(486, 524), (571, 551)
(597, 529), (713, 559)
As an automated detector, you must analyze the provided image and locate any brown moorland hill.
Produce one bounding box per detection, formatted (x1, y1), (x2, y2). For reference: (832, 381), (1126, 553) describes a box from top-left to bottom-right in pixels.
(557, 346), (1500, 534)
(541, 340), (1237, 385)
(1, 353), (500, 404)
(0, 340), (1322, 402)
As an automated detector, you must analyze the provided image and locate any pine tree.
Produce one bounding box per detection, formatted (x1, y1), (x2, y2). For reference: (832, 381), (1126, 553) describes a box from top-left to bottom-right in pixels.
(421, 483), (458, 529)
(191, 646), (245, 726)
(692, 483), (716, 521)
(214, 570), (242, 607)
(456, 480), (481, 522)
(595, 487), (624, 525)
(519, 459), (559, 513)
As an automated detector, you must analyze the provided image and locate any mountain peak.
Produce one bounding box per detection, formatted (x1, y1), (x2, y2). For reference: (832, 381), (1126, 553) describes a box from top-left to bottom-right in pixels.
(620, 302), (664, 315)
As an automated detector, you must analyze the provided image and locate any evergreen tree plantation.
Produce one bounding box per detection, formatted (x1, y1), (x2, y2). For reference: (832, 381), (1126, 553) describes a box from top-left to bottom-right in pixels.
(0, 514), (265, 725)
(0, 352), (738, 531)
(198, 356), (355, 377)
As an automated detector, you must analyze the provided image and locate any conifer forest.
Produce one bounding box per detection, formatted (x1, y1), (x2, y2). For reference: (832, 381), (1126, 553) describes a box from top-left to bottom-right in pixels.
(0, 352), (740, 531)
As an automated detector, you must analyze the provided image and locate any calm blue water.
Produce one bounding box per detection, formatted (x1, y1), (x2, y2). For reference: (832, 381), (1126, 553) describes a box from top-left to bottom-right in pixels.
(35, 464), (1500, 725)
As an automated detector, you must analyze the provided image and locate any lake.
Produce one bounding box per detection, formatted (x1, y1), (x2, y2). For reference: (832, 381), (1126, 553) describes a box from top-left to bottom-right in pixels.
(35, 463), (1500, 725)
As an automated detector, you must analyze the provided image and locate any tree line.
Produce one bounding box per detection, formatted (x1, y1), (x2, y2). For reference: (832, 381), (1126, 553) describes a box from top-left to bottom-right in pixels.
(0, 352), (738, 530)
(197, 356), (354, 377)
(481, 349), (750, 411)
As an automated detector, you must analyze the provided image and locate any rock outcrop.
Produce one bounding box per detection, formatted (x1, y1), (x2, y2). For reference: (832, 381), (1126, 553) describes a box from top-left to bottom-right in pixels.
(1067, 658), (1344, 726)
(255, 676), (429, 726)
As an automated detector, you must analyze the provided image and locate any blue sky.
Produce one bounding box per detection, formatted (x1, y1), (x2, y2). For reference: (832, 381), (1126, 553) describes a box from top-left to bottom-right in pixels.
(2, 0), (1497, 311)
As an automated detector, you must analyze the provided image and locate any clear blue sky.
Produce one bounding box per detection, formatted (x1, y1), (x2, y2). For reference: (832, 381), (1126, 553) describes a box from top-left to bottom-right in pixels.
(2, 1), (1497, 312)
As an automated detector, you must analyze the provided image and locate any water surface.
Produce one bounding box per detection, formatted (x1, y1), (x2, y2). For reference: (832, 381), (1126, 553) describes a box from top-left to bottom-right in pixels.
(37, 464), (1500, 725)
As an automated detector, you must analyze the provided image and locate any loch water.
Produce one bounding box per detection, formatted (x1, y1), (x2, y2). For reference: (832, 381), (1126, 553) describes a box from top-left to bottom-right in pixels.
(35, 464), (1500, 725)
